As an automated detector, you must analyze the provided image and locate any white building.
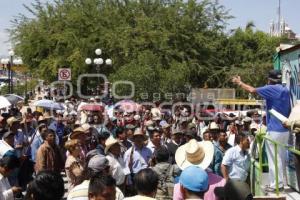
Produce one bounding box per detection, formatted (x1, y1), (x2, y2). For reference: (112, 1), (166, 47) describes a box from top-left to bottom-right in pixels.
(269, 18), (297, 40)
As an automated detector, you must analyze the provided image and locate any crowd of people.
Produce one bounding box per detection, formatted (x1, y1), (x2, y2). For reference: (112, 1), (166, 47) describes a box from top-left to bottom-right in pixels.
(0, 69), (291, 200)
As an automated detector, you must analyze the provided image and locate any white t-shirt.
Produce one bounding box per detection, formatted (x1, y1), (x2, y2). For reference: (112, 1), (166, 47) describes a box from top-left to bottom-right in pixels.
(0, 173), (14, 200)
(0, 140), (13, 159)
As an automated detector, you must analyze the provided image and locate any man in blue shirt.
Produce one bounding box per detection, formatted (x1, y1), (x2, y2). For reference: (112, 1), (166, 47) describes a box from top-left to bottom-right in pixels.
(124, 128), (152, 186)
(232, 70), (291, 191)
(30, 124), (47, 162)
(221, 133), (251, 182)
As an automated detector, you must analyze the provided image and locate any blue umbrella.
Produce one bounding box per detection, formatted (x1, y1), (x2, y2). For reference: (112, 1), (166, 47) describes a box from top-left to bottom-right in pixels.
(33, 99), (64, 110)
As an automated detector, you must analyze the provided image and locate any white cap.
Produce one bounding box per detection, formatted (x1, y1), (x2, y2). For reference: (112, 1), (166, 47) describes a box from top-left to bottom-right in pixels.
(134, 115), (141, 121)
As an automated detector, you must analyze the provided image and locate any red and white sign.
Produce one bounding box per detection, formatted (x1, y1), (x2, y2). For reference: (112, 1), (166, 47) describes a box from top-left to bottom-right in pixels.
(58, 68), (71, 81)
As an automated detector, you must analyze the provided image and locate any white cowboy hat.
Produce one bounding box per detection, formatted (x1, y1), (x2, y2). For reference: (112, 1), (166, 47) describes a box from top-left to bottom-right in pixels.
(151, 108), (162, 121)
(134, 115), (141, 121)
(208, 122), (220, 130)
(242, 117), (252, 123)
(175, 139), (214, 170)
(105, 136), (120, 154)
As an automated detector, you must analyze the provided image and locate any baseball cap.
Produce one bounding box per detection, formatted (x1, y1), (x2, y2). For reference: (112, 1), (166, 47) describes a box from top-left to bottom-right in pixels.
(179, 166), (209, 193)
(88, 155), (109, 173)
(159, 120), (170, 129)
(268, 70), (282, 83)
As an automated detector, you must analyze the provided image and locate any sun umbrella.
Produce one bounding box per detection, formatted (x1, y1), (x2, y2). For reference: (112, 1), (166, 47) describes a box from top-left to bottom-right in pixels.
(79, 104), (104, 112)
(115, 100), (140, 113)
(0, 96), (11, 109)
(33, 99), (64, 110)
(77, 102), (87, 111)
(4, 94), (24, 105)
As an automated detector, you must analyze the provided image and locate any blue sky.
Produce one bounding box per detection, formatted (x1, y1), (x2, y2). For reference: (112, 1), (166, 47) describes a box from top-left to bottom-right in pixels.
(220, 0), (300, 34)
(0, 0), (299, 56)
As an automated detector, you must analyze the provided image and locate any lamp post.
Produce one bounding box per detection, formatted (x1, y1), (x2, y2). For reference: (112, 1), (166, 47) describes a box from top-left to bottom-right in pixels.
(85, 48), (112, 95)
(0, 58), (9, 90)
(0, 50), (23, 94)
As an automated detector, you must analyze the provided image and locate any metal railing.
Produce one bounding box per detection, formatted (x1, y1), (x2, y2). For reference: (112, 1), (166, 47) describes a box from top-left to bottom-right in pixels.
(252, 132), (300, 196)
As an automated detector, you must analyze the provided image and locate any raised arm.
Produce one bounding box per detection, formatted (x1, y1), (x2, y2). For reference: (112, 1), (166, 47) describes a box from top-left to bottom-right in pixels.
(232, 76), (256, 93)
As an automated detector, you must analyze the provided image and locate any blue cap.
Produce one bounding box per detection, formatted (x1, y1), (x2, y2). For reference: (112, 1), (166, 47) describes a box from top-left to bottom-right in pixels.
(179, 166), (208, 192)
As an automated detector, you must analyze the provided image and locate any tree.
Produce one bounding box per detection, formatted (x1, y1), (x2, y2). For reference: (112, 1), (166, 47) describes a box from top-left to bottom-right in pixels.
(10, 0), (231, 100)
(10, 0), (284, 100)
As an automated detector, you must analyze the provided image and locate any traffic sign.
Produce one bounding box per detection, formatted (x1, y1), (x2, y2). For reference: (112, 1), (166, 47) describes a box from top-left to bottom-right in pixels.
(58, 68), (71, 81)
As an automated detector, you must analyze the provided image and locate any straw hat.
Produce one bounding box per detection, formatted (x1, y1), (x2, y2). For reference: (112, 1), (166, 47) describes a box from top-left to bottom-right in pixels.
(134, 115), (141, 121)
(187, 122), (196, 130)
(235, 120), (243, 126)
(175, 139), (214, 170)
(104, 136), (120, 154)
(208, 122), (220, 130)
(7, 117), (21, 127)
(43, 112), (52, 119)
(151, 108), (162, 121)
(70, 127), (85, 139)
(250, 123), (258, 130)
(242, 117), (252, 123)
(172, 128), (183, 135)
(132, 128), (146, 139)
(38, 116), (46, 123)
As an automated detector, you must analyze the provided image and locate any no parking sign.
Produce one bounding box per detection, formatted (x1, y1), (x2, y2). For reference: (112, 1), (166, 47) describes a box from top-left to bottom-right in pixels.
(58, 68), (71, 81)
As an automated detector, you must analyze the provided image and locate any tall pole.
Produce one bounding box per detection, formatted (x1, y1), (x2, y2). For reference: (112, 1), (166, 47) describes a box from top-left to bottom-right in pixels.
(278, 0), (281, 36)
(96, 64), (100, 95)
(9, 55), (14, 94)
(7, 63), (11, 94)
(8, 61), (12, 94)
(25, 72), (28, 104)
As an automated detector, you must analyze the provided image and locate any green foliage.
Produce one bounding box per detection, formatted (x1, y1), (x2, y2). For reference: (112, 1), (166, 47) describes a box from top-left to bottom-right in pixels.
(0, 79), (38, 96)
(10, 0), (286, 100)
(221, 24), (282, 97)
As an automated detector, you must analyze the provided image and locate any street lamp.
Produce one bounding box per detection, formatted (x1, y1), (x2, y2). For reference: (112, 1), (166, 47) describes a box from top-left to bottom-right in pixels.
(0, 50), (23, 94)
(85, 48), (112, 95)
